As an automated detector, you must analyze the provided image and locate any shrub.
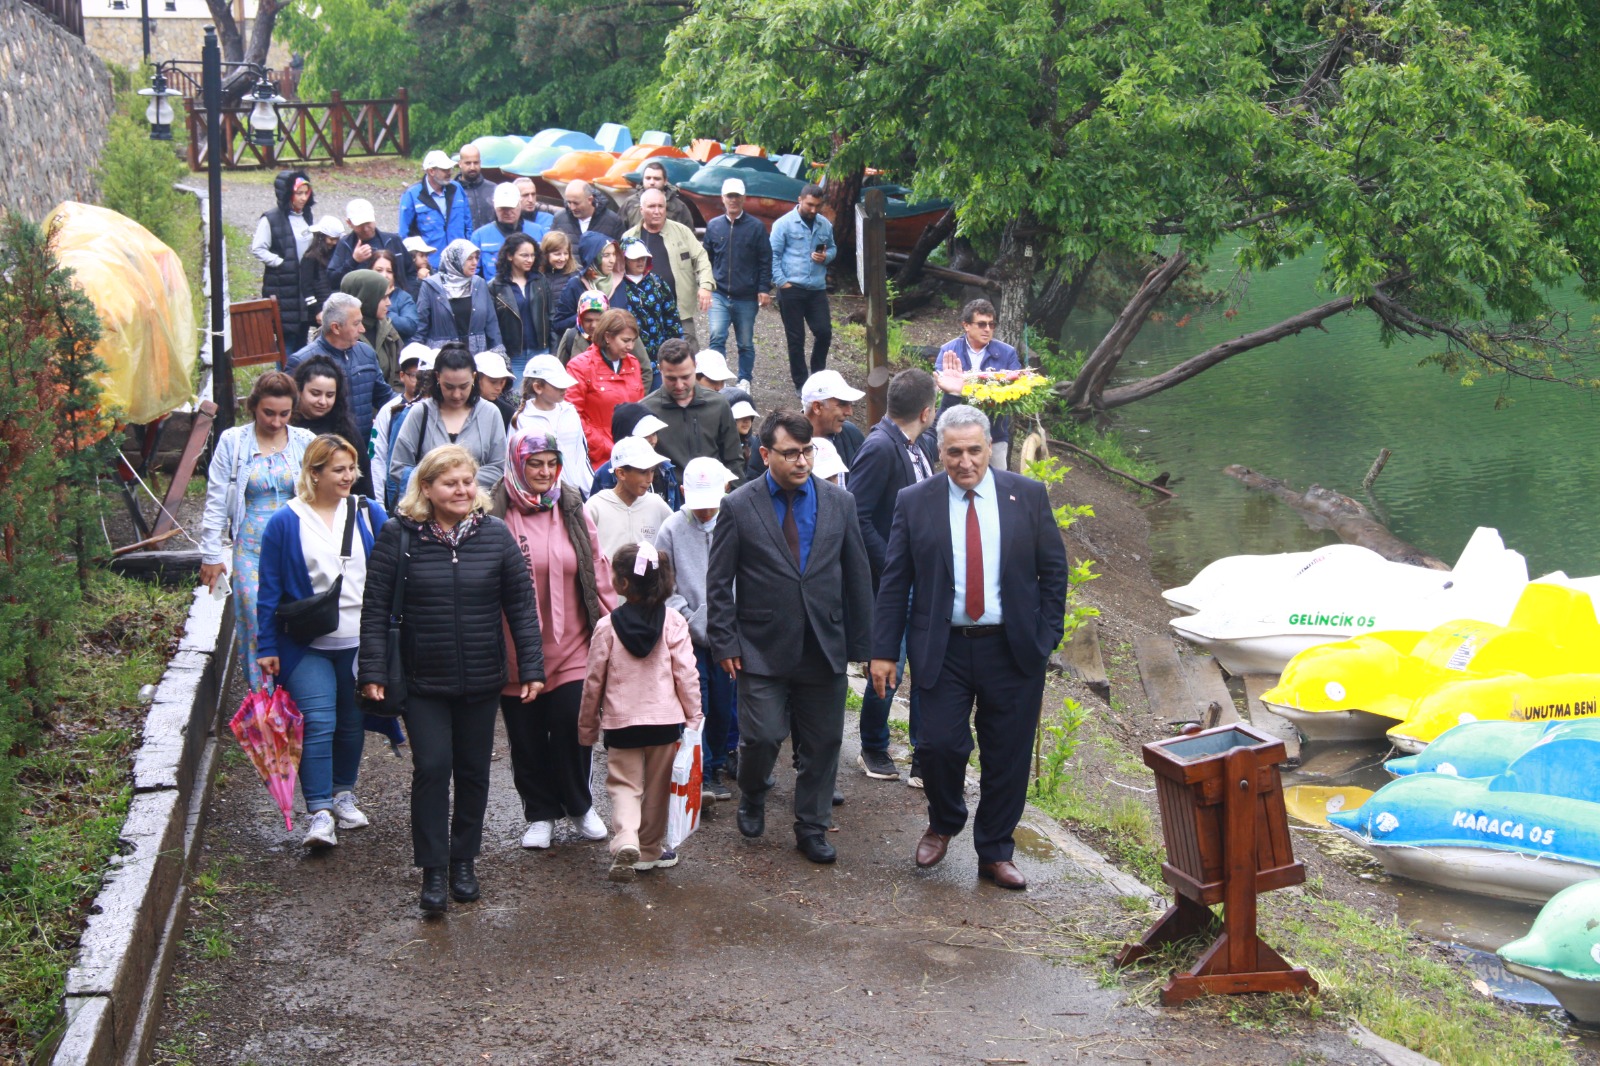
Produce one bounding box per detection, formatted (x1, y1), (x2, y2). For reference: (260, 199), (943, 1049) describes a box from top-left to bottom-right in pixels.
(96, 70), (191, 256)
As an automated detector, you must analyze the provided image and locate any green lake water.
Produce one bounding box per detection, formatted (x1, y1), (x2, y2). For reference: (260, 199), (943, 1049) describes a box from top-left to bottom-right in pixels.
(1061, 251), (1600, 589)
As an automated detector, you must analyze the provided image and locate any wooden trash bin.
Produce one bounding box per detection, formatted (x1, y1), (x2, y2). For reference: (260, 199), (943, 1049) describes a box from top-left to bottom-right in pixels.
(1115, 722), (1317, 1004)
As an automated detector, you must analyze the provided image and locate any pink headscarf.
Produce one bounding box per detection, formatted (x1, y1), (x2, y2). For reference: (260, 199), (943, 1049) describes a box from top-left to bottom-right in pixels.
(504, 427), (561, 514)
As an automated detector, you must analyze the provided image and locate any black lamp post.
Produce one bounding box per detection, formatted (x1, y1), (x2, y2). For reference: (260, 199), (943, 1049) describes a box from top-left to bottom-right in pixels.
(147, 28), (281, 435)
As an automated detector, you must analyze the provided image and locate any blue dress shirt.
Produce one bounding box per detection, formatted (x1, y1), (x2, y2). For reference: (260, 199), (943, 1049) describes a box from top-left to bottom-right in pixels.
(949, 469), (1002, 625)
(766, 471), (817, 572)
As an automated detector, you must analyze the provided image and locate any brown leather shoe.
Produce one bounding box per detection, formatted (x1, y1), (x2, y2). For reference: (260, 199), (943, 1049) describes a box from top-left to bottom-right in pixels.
(915, 827), (951, 868)
(978, 860), (1027, 890)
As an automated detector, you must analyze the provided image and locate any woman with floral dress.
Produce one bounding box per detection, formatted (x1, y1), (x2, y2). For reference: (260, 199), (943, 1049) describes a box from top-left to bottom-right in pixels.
(200, 372), (316, 689)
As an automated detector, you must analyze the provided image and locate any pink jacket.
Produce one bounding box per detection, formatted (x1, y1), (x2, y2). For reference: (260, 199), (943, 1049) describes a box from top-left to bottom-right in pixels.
(577, 607), (704, 746)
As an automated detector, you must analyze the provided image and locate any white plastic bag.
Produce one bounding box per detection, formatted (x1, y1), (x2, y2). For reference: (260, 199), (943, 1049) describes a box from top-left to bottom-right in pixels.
(667, 727), (703, 849)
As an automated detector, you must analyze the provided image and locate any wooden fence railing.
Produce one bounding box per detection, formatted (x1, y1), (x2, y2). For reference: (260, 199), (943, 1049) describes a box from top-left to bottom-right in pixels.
(184, 89), (410, 170)
(21, 0), (82, 38)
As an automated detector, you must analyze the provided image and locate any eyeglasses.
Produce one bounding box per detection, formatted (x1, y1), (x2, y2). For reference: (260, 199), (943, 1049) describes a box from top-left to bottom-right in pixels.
(770, 445), (816, 462)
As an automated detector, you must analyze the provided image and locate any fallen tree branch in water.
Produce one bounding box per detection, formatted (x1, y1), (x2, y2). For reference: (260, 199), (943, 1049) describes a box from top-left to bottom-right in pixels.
(1223, 464), (1448, 569)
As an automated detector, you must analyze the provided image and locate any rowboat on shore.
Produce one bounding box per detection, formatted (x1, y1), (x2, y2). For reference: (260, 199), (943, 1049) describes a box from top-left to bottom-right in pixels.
(1497, 880), (1600, 1024)
(1327, 727), (1600, 903)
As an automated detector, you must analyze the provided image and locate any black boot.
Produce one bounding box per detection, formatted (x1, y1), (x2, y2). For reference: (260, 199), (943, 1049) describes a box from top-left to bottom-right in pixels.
(420, 867), (448, 914)
(449, 860), (480, 903)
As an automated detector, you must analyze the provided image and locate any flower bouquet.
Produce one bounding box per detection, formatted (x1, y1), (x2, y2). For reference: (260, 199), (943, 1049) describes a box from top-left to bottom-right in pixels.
(960, 370), (1054, 421)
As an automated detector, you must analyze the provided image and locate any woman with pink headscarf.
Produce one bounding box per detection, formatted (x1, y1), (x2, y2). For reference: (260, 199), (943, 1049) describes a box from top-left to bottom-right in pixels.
(494, 427), (617, 851)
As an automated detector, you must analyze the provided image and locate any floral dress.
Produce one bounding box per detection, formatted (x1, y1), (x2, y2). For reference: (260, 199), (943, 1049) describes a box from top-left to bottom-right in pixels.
(233, 450), (298, 690)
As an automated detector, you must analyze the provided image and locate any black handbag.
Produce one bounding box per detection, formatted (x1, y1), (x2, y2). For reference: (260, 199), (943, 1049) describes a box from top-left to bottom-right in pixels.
(361, 525), (411, 718)
(275, 497), (362, 644)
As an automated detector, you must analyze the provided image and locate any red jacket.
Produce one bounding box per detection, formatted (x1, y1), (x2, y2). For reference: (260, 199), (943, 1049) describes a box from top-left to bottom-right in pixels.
(565, 343), (644, 465)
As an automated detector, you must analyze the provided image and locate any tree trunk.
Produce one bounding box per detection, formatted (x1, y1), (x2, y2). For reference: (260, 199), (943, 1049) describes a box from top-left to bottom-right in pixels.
(244, 0), (285, 68)
(1028, 253), (1096, 342)
(986, 217), (1039, 347)
(1063, 251), (1188, 411)
(892, 208), (955, 287)
(1097, 294), (1356, 409)
(948, 236), (986, 276)
(203, 0), (244, 63)
(825, 166), (865, 283)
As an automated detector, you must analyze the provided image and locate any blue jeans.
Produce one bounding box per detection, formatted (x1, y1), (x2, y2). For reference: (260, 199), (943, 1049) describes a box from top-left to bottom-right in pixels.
(286, 646), (364, 812)
(709, 292), (758, 383)
(859, 636), (919, 754)
(511, 349), (550, 391)
(695, 647), (738, 774)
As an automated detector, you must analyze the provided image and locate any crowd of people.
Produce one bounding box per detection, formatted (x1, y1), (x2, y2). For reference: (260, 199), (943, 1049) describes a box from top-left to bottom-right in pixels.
(207, 158), (1057, 915)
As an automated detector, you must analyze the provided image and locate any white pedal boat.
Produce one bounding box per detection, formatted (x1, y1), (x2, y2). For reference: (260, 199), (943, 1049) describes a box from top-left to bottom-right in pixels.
(1166, 528), (1529, 676)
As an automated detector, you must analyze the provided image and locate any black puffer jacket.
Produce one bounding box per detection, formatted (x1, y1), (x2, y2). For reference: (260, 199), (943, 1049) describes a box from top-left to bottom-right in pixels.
(359, 514), (543, 697)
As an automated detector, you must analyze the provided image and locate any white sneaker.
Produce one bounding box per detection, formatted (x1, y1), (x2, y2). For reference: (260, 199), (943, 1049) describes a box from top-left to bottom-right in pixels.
(577, 808), (608, 840)
(331, 791), (369, 829)
(609, 845), (640, 883)
(303, 809), (337, 848)
(737, 379), (751, 391)
(521, 820), (554, 849)
(633, 848), (679, 871)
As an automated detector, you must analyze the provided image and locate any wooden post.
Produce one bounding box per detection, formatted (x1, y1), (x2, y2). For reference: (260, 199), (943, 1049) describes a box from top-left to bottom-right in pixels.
(396, 87), (410, 157)
(329, 90), (344, 165)
(862, 187), (889, 426)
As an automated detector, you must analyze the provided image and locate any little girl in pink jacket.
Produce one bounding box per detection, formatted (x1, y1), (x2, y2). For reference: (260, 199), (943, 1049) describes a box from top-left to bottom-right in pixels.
(578, 541), (703, 882)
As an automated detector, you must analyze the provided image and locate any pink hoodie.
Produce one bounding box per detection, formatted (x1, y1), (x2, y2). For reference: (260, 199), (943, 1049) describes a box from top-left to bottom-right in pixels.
(577, 607), (704, 746)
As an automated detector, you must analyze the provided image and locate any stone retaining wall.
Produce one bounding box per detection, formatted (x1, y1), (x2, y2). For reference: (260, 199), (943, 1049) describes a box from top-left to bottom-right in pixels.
(50, 587), (234, 1066)
(0, 0), (113, 221)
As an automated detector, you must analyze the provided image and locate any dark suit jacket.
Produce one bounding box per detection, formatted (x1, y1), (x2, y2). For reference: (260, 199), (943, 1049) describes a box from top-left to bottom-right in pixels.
(708, 473), (873, 676)
(551, 203), (627, 244)
(872, 468), (1068, 687)
(848, 416), (937, 585)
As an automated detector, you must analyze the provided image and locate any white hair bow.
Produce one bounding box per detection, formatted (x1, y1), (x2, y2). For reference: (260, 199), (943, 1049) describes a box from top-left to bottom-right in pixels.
(633, 541), (660, 576)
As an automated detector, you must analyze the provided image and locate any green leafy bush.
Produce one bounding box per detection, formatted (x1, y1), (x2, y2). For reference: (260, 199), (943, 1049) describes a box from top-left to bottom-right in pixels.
(96, 82), (191, 257)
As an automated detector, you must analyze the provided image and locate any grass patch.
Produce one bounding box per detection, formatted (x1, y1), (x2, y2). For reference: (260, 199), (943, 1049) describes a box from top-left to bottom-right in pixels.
(0, 574), (188, 1059)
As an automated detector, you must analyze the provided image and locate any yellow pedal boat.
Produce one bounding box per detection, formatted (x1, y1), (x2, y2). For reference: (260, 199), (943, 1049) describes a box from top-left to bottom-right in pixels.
(1260, 583), (1600, 747)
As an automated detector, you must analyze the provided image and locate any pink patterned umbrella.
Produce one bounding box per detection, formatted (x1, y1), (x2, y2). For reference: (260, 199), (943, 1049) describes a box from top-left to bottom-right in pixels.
(228, 683), (304, 830)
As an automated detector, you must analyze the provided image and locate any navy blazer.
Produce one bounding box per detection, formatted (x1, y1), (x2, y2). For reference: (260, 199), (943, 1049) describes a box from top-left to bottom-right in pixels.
(707, 473), (873, 676)
(848, 415), (937, 585)
(871, 468), (1068, 686)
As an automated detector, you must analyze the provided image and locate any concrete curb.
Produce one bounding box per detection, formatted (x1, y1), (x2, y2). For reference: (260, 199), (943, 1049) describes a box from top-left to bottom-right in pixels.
(50, 586), (234, 1066)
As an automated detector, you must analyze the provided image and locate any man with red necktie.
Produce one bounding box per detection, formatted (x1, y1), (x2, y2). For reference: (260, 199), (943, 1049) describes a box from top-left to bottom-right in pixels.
(869, 404), (1068, 889)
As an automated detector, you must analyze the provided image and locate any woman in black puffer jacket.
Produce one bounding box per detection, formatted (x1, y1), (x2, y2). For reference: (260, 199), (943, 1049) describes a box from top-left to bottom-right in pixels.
(360, 444), (544, 916)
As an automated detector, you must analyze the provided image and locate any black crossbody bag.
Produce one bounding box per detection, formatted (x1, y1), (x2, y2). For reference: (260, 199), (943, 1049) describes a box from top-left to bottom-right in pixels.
(275, 497), (362, 643)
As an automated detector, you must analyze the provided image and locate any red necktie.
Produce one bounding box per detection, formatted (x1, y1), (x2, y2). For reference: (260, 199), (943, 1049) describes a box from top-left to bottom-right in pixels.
(965, 489), (984, 621)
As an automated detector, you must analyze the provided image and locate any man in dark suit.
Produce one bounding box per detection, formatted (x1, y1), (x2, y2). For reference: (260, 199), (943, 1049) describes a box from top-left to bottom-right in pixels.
(551, 180), (627, 243)
(870, 404), (1068, 889)
(708, 409), (873, 864)
(848, 368), (938, 783)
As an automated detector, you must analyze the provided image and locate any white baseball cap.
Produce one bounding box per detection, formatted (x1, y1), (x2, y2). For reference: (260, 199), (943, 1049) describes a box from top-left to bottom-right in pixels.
(629, 413), (670, 438)
(729, 399), (758, 421)
(812, 436), (848, 481)
(422, 149), (454, 171)
(524, 354), (576, 389)
(345, 198), (376, 226)
(801, 368), (865, 405)
(402, 236), (435, 254)
(474, 350), (513, 380)
(399, 342), (436, 370)
(721, 178), (746, 196)
(313, 215), (345, 239)
(623, 240), (651, 260)
(681, 456), (738, 509)
(694, 348), (737, 383)
(610, 435), (668, 471)
(492, 182), (520, 209)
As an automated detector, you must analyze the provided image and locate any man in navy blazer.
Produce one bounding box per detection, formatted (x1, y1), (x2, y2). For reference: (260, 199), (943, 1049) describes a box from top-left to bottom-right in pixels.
(870, 404), (1068, 889)
(847, 368), (938, 783)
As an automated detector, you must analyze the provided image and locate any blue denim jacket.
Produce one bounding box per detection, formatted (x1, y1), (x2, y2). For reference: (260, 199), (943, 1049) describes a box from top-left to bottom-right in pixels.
(770, 207), (835, 290)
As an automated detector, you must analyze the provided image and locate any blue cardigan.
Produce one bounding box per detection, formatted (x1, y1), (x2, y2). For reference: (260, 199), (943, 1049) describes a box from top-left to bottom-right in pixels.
(255, 499), (387, 684)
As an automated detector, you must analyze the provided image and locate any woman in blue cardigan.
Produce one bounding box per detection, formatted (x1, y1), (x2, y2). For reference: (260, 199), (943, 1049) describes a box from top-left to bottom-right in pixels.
(256, 434), (388, 849)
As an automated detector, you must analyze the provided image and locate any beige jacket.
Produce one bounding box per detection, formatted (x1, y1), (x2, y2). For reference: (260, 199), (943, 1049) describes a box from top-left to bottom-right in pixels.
(623, 218), (714, 323)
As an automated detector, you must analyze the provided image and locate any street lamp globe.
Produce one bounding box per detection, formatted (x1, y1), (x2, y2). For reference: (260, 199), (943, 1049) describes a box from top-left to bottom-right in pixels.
(138, 72), (182, 141)
(247, 77), (285, 148)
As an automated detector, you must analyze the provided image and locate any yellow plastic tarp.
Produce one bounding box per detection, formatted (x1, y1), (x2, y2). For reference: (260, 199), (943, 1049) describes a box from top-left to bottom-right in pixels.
(44, 201), (197, 425)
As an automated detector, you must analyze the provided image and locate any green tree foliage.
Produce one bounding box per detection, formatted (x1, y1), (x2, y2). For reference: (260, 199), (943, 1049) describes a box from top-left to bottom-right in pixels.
(0, 214), (117, 851)
(96, 84), (190, 257)
(659, 0), (1600, 412)
(278, 0), (419, 101)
